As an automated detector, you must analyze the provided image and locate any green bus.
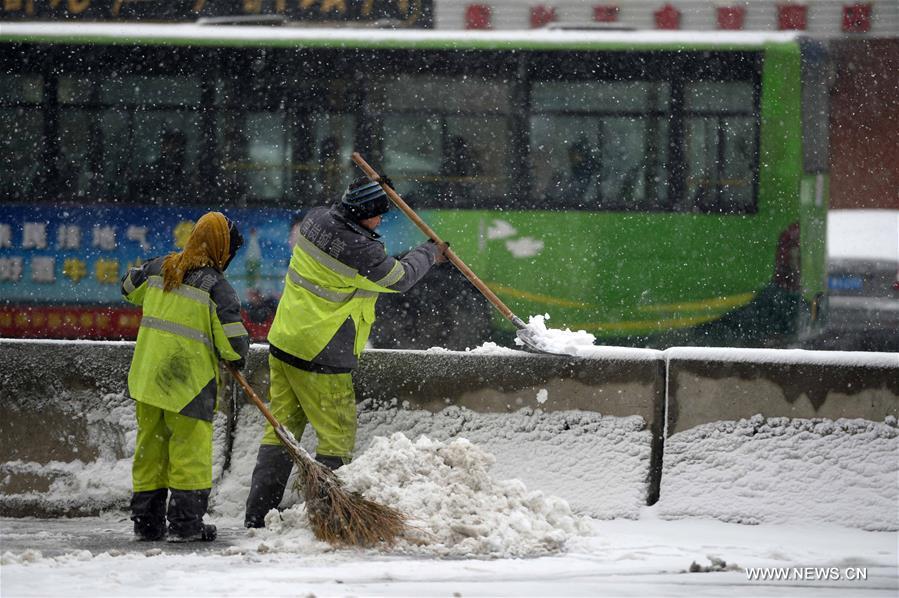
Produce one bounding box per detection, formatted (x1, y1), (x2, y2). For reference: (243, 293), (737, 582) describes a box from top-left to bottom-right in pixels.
(0, 24), (830, 348)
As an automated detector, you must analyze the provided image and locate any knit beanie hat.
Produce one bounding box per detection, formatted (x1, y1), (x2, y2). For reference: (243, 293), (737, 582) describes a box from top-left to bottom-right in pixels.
(340, 177), (390, 221)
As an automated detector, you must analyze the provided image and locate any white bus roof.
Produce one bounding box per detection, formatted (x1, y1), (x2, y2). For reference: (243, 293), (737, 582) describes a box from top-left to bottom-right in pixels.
(0, 22), (800, 50)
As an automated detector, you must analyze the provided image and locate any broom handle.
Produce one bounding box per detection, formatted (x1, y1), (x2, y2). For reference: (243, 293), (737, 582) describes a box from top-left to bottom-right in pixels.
(351, 152), (527, 330)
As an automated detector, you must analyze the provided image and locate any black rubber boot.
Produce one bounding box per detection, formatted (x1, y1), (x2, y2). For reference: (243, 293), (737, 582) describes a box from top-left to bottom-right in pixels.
(167, 488), (215, 542)
(244, 444), (295, 529)
(131, 488), (168, 541)
(315, 454), (346, 471)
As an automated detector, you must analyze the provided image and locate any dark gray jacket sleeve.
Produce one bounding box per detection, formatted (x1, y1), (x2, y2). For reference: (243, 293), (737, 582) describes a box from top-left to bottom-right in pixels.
(121, 256), (163, 302)
(210, 277), (250, 364)
(356, 241), (439, 293)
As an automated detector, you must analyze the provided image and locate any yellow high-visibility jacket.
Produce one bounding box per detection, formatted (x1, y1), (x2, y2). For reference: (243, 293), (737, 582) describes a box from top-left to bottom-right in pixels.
(268, 206), (438, 372)
(122, 257), (249, 420)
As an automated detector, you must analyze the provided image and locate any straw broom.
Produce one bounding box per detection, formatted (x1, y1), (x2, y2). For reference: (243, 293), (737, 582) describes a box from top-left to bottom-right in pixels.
(226, 363), (407, 547)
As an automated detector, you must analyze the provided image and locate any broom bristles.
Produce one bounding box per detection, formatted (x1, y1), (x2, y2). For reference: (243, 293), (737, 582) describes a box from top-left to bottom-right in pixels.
(277, 432), (407, 548)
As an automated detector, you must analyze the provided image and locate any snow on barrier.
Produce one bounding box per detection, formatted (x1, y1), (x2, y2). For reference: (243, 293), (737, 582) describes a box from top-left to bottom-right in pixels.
(0, 340), (665, 520)
(214, 345), (666, 520)
(2, 340), (896, 530)
(659, 347), (899, 531)
(355, 348), (666, 516)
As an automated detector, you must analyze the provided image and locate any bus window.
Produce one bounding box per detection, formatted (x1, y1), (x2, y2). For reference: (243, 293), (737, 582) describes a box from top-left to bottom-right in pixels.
(530, 116), (601, 209)
(0, 74), (44, 200)
(311, 116), (356, 203)
(230, 111), (289, 204)
(216, 65), (291, 206)
(128, 116), (203, 204)
(215, 70), (356, 207)
(0, 73), (43, 103)
(99, 110), (131, 201)
(682, 81), (757, 213)
(58, 111), (93, 197)
(374, 75), (512, 208)
(800, 40), (832, 174)
(92, 75), (204, 205)
(530, 80), (670, 211)
(57, 77), (96, 197)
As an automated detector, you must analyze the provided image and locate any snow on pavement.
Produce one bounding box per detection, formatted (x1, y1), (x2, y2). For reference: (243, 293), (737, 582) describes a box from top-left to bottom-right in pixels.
(3, 416), (897, 596)
(2, 336), (897, 596)
(2, 512), (896, 597)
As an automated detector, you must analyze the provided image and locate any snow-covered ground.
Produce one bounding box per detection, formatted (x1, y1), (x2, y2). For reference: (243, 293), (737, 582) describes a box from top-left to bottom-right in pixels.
(3, 415), (897, 597)
(2, 510), (896, 597)
(2, 337), (897, 596)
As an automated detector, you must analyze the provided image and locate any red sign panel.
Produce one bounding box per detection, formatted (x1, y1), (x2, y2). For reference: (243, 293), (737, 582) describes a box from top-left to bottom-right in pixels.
(654, 3), (681, 30)
(530, 5), (556, 28)
(465, 3), (492, 29)
(842, 3), (872, 32)
(0, 305), (272, 341)
(593, 5), (619, 22)
(717, 6), (746, 30)
(778, 4), (808, 30)
(0, 305), (141, 340)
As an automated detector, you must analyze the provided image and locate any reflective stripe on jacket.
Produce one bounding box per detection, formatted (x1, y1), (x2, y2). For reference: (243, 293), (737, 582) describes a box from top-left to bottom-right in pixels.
(122, 257), (249, 420)
(267, 205), (438, 371)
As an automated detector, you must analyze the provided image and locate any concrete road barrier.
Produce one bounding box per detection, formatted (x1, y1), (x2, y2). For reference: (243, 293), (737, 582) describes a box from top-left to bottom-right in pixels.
(0, 340), (234, 517)
(0, 340), (136, 516)
(665, 347), (899, 435)
(245, 346), (665, 518)
(660, 347), (899, 531)
(2, 340), (896, 528)
(1, 340), (665, 518)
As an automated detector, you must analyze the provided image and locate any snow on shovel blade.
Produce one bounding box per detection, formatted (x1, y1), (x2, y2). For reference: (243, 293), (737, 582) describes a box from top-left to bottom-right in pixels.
(514, 323), (573, 357)
(515, 325), (548, 353)
(513, 315), (596, 357)
(511, 316), (558, 355)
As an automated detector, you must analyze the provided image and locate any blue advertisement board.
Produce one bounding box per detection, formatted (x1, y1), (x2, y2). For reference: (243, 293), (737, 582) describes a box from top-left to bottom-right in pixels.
(0, 203), (299, 307)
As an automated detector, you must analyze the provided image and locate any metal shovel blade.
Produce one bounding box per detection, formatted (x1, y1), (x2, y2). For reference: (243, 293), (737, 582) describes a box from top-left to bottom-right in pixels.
(513, 317), (580, 357)
(515, 325), (547, 353)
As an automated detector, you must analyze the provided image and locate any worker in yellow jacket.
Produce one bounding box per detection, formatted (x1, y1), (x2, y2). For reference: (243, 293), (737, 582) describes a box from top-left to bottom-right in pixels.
(244, 177), (448, 528)
(122, 211), (249, 542)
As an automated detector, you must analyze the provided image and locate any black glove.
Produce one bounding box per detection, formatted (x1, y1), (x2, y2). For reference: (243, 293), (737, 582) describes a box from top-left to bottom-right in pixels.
(379, 175), (394, 190)
(428, 239), (450, 265)
(230, 357), (246, 371)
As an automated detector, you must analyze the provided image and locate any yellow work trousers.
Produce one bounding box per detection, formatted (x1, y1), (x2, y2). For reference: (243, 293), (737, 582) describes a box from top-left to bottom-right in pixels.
(132, 401), (213, 492)
(261, 354), (357, 461)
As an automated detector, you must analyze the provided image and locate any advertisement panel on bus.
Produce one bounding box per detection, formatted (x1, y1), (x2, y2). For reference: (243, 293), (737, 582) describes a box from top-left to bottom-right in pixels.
(0, 204), (297, 339)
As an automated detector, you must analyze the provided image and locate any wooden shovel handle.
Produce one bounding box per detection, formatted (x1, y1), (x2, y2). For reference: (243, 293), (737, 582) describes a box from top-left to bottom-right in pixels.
(351, 152), (525, 329)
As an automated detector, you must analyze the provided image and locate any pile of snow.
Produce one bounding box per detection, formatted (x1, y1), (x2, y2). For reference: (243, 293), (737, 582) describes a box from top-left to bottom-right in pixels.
(250, 433), (589, 558)
(463, 341), (521, 355)
(659, 415), (899, 531)
(516, 314), (596, 355)
(354, 405), (652, 519)
(212, 404), (653, 523)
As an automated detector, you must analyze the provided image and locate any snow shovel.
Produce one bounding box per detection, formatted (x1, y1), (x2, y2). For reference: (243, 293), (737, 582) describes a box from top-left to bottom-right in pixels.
(224, 363), (406, 547)
(350, 152), (546, 353)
